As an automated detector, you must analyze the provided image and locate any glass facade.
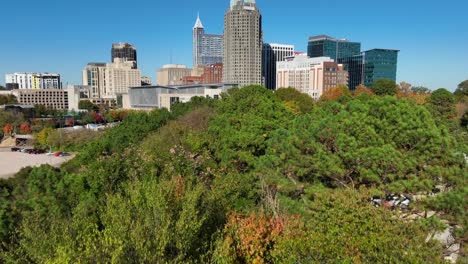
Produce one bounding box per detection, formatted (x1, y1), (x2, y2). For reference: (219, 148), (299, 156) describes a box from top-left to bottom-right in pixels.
(338, 55), (364, 90)
(308, 37), (361, 61)
(362, 49), (399, 87)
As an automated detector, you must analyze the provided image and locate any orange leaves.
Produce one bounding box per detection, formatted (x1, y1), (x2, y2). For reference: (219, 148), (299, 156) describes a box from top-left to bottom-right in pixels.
(354, 84), (374, 97)
(19, 123), (32, 134)
(221, 212), (301, 264)
(3, 124), (13, 135)
(320, 85), (351, 101)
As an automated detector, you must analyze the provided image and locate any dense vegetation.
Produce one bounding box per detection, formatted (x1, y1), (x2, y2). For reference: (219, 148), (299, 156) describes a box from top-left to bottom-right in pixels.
(0, 84), (466, 263)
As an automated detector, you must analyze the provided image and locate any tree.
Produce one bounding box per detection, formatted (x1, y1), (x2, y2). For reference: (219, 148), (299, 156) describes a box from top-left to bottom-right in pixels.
(275, 87), (315, 114)
(0, 85), (6, 91)
(428, 88), (456, 118)
(398, 81), (412, 94)
(0, 95), (17, 105)
(411, 86), (431, 94)
(353, 84), (374, 97)
(454, 80), (468, 101)
(19, 123), (32, 134)
(78, 100), (99, 111)
(371, 79), (398, 96)
(320, 85), (351, 101)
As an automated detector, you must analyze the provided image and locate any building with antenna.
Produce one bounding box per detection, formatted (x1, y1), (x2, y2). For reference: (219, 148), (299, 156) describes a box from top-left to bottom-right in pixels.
(223, 0), (263, 86)
(193, 14), (223, 67)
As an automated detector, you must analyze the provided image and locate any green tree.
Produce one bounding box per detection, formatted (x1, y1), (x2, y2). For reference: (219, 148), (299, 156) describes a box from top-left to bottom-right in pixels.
(428, 88), (456, 118)
(411, 86), (432, 94)
(0, 95), (17, 105)
(0, 85), (6, 91)
(275, 87), (315, 114)
(78, 100), (99, 111)
(454, 80), (468, 100)
(371, 79), (398, 96)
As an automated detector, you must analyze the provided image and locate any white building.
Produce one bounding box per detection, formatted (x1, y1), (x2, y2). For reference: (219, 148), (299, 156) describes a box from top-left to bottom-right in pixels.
(11, 85), (81, 111)
(82, 59), (141, 102)
(5, 73), (61, 89)
(119, 83), (238, 111)
(277, 55), (348, 99)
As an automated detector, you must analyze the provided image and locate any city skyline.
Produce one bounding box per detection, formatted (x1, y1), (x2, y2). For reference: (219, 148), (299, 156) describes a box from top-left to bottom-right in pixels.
(1, 0), (467, 91)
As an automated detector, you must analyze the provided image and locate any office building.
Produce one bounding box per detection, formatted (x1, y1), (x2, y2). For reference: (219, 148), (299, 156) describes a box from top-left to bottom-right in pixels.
(362, 49), (399, 87)
(193, 15), (224, 66)
(338, 49), (399, 89)
(82, 59), (141, 101)
(308, 35), (361, 61)
(112, 42), (137, 69)
(11, 85), (81, 111)
(338, 55), (364, 90)
(277, 55), (347, 99)
(118, 83), (238, 111)
(182, 63), (223, 85)
(157, 64), (193, 86)
(262, 43), (294, 90)
(5, 73), (62, 89)
(223, 0), (263, 86)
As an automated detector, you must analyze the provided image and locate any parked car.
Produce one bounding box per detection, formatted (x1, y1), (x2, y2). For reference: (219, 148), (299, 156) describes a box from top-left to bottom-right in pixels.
(54, 152), (63, 157)
(11, 147), (21, 152)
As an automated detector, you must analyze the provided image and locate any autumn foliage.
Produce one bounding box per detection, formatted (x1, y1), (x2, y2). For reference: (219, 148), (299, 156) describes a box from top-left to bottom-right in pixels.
(19, 123), (32, 134)
(3, 124), (13, 135)
(216, 212), (301, 264)
(320, 85), (350, 101)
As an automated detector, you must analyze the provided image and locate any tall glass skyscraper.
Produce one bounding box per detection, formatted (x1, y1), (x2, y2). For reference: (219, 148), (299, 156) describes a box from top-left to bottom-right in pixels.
(362, 49), (399, 87)
(308, 35), (361, 61)
(193, 14), (223, 67)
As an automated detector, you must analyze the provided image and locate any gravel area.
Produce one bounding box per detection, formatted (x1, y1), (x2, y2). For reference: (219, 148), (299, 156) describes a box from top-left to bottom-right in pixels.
(0, 152), (74, 179)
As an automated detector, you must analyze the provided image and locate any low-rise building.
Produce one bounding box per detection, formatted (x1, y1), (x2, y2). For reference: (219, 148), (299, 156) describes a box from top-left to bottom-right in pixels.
(118, 83), (238, 111)
(11, 85), (82, 111)
(156, 65), (193, 86)
(277, 55), (348, 99)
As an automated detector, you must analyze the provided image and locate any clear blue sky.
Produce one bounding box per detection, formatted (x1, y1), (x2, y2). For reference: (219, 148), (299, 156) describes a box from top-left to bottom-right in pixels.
(1, 0), (467, 91)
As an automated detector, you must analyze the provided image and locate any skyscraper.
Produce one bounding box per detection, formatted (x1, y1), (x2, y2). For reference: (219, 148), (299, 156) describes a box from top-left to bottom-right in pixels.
(262, 43), (294, 90)
(193, 14), (223, 67)
(362, 49), (399, 87)
(223, 0), (263, 86)
(308, 35), (361, 61)
(111, 43), (137, 69)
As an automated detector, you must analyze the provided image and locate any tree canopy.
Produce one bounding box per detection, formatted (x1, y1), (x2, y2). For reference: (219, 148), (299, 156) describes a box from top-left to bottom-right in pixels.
(0, 86), (466, 263)
(371, 79), (398, 96)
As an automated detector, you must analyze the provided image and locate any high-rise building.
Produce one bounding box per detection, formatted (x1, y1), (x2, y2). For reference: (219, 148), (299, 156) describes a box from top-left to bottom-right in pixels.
(362, 49), (399, 87)
(193, 14), (223, 66)
(157, 64), (193, 86)
(262, 43), (294, 90)
(276, 55), (348, 99)
(338, 49), (399, 89)
(338, 55), (364, 90)
(111, 43), (137, 69)
(82, 59), (141, 101)
(223, 0), (263, 86)
(5, 73), (62, 89)
(308, 35), (361, 61)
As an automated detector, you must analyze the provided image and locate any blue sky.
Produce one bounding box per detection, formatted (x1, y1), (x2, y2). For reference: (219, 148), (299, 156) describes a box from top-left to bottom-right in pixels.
(1, 0), (467, 91)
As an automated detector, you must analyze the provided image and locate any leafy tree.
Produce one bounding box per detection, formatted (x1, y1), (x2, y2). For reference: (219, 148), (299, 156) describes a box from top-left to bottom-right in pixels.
(0, 85), (6, 91)
(262, 96), (462, 192)
(78, 100), (99, 111)
(353, 84), (374, 97)
(320, 85), (350, 101)
(207, 85), (291, 171)
(275, 87), (315, 114)
(412, 86), (432, 94)
(371, 79), (398, 96)
(454, 80), (468, 97)
(0, 95), (17, 105)
(428, 88), (456, 118)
